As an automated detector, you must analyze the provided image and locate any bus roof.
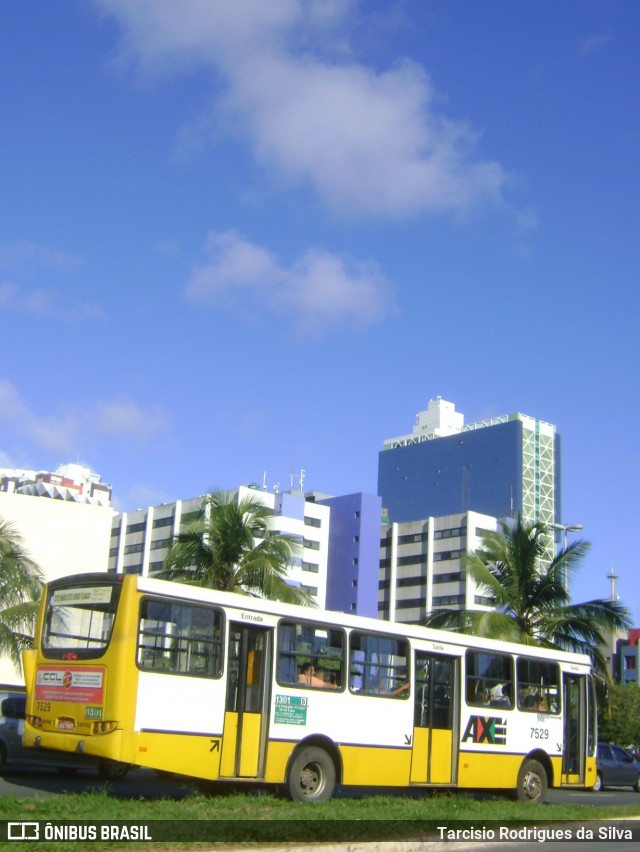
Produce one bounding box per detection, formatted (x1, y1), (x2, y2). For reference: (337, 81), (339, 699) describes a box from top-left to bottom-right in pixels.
(48, 571), (594, 669)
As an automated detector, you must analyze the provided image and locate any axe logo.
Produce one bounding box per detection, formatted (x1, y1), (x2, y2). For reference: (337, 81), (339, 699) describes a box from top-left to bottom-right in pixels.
(461, 715), (507, 745)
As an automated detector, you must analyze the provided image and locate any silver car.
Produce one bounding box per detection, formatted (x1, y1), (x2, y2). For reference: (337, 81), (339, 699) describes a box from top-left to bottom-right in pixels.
(0, 691), (95, 775)
(593, 742), (640, 792)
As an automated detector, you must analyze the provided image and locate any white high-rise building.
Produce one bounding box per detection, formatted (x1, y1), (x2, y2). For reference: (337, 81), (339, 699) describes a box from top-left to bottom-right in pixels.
(0, 463), (111, 506)
(0, 488), (115, 686)
(109, 486), (330, 607)
(379, 510), (499, 625)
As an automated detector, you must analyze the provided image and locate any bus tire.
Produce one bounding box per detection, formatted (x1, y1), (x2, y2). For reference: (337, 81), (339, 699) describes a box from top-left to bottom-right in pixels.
(286, 746), (335, 803)
(98, 758), (131, 782)
(515, 759), (547, 803)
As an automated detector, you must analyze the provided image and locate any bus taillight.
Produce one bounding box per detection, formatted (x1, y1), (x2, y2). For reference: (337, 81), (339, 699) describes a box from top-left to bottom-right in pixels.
(91, 721), (118, 735)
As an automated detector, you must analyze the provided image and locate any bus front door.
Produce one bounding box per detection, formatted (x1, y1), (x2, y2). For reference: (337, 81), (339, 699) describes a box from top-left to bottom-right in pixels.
(562, 673), (586, 785)
(410, 652), (457, 784)
(220, 623), (271, 779)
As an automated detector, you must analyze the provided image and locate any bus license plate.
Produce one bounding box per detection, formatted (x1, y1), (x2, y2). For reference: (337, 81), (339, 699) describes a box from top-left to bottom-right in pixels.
(58, 719), (74, 730)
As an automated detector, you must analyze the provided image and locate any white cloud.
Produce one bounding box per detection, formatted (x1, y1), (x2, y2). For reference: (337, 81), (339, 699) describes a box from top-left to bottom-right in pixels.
(0, 241), (102, 322)
(0, 379), (170, 457)
(187, 230), (394, 334)
(95, 0), (508, 218)
(0, 379), (80, 456)
(578, 32), (614, 58)
(0, 283), (105, 322)
(91, 397), (169, 441)
(0, 240), (82, 271)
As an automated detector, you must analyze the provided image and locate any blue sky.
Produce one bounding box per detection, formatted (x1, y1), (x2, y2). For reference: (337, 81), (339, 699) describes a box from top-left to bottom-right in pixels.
(1, 1), (638, 611)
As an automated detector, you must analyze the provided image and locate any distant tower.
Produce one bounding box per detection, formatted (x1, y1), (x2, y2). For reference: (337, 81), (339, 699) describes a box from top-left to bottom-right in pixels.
(608, 568), (619, 601)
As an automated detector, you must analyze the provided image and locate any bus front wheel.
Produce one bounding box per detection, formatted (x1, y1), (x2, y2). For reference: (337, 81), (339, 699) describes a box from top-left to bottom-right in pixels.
(286, 746), (335, 803)
(515, 759), (547, 803)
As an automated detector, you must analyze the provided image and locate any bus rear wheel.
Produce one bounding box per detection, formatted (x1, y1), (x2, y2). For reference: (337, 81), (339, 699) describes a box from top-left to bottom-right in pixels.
(286, 746), (335, 803)
(98, 758), (131, 782)
(515, 759), (547, 803)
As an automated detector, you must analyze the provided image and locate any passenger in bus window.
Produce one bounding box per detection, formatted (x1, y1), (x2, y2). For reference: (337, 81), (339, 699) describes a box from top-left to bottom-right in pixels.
(379, 672), (410, 697)
(298, 662), (335, 688)
(523, 691), (545, 711)
(489, 683), (511, 708)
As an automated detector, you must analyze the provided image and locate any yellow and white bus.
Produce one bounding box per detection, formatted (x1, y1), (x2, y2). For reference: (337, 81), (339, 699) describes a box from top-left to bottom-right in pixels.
(22, 572), (597, 802)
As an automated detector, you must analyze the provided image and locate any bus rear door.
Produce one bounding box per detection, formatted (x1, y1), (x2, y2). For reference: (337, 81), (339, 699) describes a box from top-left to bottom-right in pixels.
(220, 623), (272, 779)
(562, 672), (589, 786)
(410, 652), (457, 784)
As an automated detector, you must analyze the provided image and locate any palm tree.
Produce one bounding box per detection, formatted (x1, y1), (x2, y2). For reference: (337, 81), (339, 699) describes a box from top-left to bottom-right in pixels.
(159, 491), (314, 606)
(0, 518), (44, 671)
(424, 516), (629, 676)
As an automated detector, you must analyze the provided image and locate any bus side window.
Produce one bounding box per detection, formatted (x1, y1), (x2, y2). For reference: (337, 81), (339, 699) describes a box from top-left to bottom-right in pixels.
(276, 620), (345, 690)
(516, 657), (560, 714)
(466, 650), (513, 709)
(349, 631), (409, 699)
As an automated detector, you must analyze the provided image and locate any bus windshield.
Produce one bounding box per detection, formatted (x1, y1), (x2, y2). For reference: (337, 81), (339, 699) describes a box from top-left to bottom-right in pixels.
(42, 580), (122, 659)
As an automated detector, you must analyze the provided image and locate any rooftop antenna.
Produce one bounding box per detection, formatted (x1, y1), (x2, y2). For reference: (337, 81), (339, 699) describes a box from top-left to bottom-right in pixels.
(298, 469), (306, 493)
(607, 567), (619, 601)
(262, 471), (267, 491)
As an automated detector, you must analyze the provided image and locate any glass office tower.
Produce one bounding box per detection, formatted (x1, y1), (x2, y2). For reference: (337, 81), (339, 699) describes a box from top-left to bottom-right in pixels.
(378, 399), (560, 530)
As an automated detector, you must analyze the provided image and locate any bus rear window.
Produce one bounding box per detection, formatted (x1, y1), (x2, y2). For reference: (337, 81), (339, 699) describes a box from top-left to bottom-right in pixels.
(42, 583), (121, 659)
(137, 598), (223, 678)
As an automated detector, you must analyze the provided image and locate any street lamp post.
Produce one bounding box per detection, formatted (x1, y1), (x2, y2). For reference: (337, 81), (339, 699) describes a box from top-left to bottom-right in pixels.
(549, 522), (583, 595)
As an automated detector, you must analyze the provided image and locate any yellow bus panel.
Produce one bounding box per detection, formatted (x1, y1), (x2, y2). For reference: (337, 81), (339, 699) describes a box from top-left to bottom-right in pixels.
(238, 713), (261, 777)
(341, 745), (411, 787)
(134, 731), (221, 780)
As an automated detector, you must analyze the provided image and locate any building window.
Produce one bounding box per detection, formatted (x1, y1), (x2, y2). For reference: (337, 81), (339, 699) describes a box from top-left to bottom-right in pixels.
(304, 516), (321, 528)
(434, 527), (465, 540)
(625, 655), (637, 670)
(432, 594), (465, 607)
(433, 550), (462, 562)
(301, 561), (319, 573)
(433, 572), (461, 584)
(126, 522), (147, 534)
(153, 516), (174, 528)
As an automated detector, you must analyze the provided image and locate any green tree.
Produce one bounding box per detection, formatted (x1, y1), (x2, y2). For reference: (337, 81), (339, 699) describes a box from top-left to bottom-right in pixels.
(424, 516), (630, 676)
(159, 491), (314, 606)
(0, 518), (43, 671)
(598, 682), (640, 746)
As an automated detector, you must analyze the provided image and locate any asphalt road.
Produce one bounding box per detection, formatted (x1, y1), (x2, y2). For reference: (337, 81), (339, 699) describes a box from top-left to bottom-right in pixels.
(1, 762), (640, 805)
(1, 767), (639, 851)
